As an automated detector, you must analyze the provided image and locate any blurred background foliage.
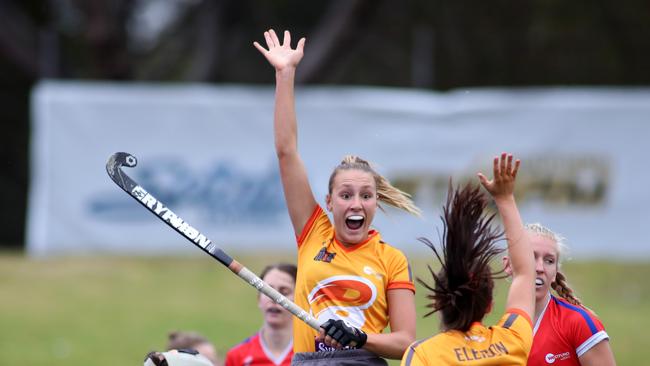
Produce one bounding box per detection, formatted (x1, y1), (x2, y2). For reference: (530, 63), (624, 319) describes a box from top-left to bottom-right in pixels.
(1, 0), (649, 248)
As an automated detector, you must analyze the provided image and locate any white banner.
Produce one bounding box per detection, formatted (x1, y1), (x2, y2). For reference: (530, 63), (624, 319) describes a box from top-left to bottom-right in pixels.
(27, 82), (650, 258)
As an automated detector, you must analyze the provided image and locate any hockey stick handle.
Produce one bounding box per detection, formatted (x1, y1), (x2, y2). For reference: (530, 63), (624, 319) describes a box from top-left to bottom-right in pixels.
(106, 152), (321, 330)
(231, 264), (320, 329)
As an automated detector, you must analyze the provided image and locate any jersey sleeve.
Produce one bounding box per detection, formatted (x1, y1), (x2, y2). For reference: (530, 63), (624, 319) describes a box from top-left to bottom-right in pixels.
(295, 205), (332, 251)
(497, 308), (534, 356)
(559, 302), (609, 357)
(400, 341), (429, 366)
(385, 247), (415, 293)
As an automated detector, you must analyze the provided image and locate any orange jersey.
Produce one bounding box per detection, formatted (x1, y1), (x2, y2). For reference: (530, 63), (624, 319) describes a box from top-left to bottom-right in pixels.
(293, 206), (415, 353)
(401, 309), (533, 366)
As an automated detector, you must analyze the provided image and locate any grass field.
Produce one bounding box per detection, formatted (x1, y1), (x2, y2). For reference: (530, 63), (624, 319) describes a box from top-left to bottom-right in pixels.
(0, 251), (647, 366)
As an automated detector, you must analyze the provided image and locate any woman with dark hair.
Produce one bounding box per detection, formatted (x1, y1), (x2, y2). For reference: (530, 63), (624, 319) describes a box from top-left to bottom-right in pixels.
(225, 263), (297, 366)
(402, 153), (535, 365)
(253, 29), (420, 365)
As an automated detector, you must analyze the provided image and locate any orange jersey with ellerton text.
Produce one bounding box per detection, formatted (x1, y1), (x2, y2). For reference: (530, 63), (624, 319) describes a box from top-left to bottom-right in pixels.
(293, 206), (415, 353)
(401, 309), (533, 366)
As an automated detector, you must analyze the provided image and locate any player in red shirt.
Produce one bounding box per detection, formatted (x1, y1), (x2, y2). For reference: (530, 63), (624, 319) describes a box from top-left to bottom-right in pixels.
(225, 264), (297, 366)
(504, 224), (616, 366)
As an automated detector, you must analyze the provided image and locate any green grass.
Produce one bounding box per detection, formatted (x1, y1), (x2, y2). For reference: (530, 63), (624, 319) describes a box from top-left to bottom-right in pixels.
(0, 253), (647, 366)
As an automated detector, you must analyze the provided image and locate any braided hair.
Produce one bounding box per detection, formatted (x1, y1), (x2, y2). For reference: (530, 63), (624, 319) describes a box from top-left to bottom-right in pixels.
(551, 271), (582, 306)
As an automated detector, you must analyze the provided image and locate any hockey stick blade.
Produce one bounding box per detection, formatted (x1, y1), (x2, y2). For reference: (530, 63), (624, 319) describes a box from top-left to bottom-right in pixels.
(106, 152), (320, 330)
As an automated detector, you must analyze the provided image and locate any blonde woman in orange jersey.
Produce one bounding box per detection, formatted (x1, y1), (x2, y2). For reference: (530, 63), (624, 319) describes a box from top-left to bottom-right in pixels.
(401, 153), (535, 366)
(253, 29), (420, 365)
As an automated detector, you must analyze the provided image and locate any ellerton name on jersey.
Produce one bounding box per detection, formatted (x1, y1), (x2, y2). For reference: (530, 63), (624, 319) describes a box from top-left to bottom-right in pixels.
(453, 341), (510, 362)
(131, 185), (211, 248)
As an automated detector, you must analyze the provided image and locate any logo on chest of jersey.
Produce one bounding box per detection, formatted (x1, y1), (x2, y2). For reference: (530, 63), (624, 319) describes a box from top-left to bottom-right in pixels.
(242, 355), (253, 366)
(313, 247), (336, 263)
(545, 352), (571, 363)
(307, 275), (378, 328)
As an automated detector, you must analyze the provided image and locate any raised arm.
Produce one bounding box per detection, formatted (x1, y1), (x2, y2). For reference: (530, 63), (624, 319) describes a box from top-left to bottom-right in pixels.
(254, 30), (317, 236)
(478, 153), (535, 320)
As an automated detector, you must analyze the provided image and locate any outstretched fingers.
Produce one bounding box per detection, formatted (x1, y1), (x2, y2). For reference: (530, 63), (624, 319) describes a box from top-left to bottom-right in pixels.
(264, 30), (275, 49)
(496, 153), (521, 179)
(479, 152), (521, 198)
(296, 37), (306, 52)
(478, 156), (498, 190)
(499, 152), (507, 178)
(282, 30), (291, 47)
(269, 29), (281, 48)
(504, 153), (520, 178)
(252, 41), (267, 54)
(477, 172), (491, 190)
(512, 159), (521, 179)
(492, 156), (500, 179)
(501, 153), (520, 180)
(254, 29), (306, 70)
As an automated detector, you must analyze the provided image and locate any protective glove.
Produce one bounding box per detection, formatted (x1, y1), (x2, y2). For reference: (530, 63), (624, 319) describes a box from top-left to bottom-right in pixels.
(320, 319), (368, 348)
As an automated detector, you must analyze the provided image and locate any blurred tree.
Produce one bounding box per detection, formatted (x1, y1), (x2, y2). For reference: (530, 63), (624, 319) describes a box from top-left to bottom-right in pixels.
(0, 0), (649, 248)
(0, 1), (48, 248)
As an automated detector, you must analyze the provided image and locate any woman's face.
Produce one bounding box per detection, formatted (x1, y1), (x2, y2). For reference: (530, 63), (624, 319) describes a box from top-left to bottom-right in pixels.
(326, 169), (378, 246)
(258, 269), (295, 329)
(503, 234), (559, 304)
(531, 234), (559, 303)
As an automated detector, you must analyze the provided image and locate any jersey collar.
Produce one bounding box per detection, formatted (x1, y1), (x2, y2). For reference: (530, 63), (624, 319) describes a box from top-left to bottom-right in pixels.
(533, 292), (552, 335)
(332, 229), (380, 252)
(258, 329), (293, 365)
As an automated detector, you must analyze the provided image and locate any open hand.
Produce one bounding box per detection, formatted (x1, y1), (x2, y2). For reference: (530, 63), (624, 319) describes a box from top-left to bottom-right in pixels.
(253, 29), (306, 71)
(477, 152), (520, 200)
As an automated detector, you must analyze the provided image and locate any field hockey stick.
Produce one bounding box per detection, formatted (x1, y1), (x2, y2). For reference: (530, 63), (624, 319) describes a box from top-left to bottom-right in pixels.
(106, 152), (321, 331)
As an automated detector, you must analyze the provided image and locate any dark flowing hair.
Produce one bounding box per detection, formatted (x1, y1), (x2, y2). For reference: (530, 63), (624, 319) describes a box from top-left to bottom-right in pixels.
(418, 183), (506, 332)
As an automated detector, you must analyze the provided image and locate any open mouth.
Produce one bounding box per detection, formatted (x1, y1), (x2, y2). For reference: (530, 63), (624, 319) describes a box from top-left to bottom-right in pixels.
(267, 307), (283, 315)
(535, 278), (544, 288)
(345, 215), (364, 230)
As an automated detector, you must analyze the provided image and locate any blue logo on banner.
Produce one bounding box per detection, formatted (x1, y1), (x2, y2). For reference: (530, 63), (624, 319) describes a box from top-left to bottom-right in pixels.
(91, 157), (286, 224)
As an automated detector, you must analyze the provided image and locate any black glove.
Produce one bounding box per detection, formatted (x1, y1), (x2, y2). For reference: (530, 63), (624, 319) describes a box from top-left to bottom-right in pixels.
(321, 319), (368, 348)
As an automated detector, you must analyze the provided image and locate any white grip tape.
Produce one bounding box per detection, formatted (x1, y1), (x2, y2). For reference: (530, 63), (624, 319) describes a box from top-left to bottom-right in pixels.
(236, 267), (321, 330)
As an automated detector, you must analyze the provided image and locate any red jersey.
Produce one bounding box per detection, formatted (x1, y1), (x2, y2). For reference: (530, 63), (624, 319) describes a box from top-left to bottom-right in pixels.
(224, 333), (293, 366)
(528, 295), (609, 366)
